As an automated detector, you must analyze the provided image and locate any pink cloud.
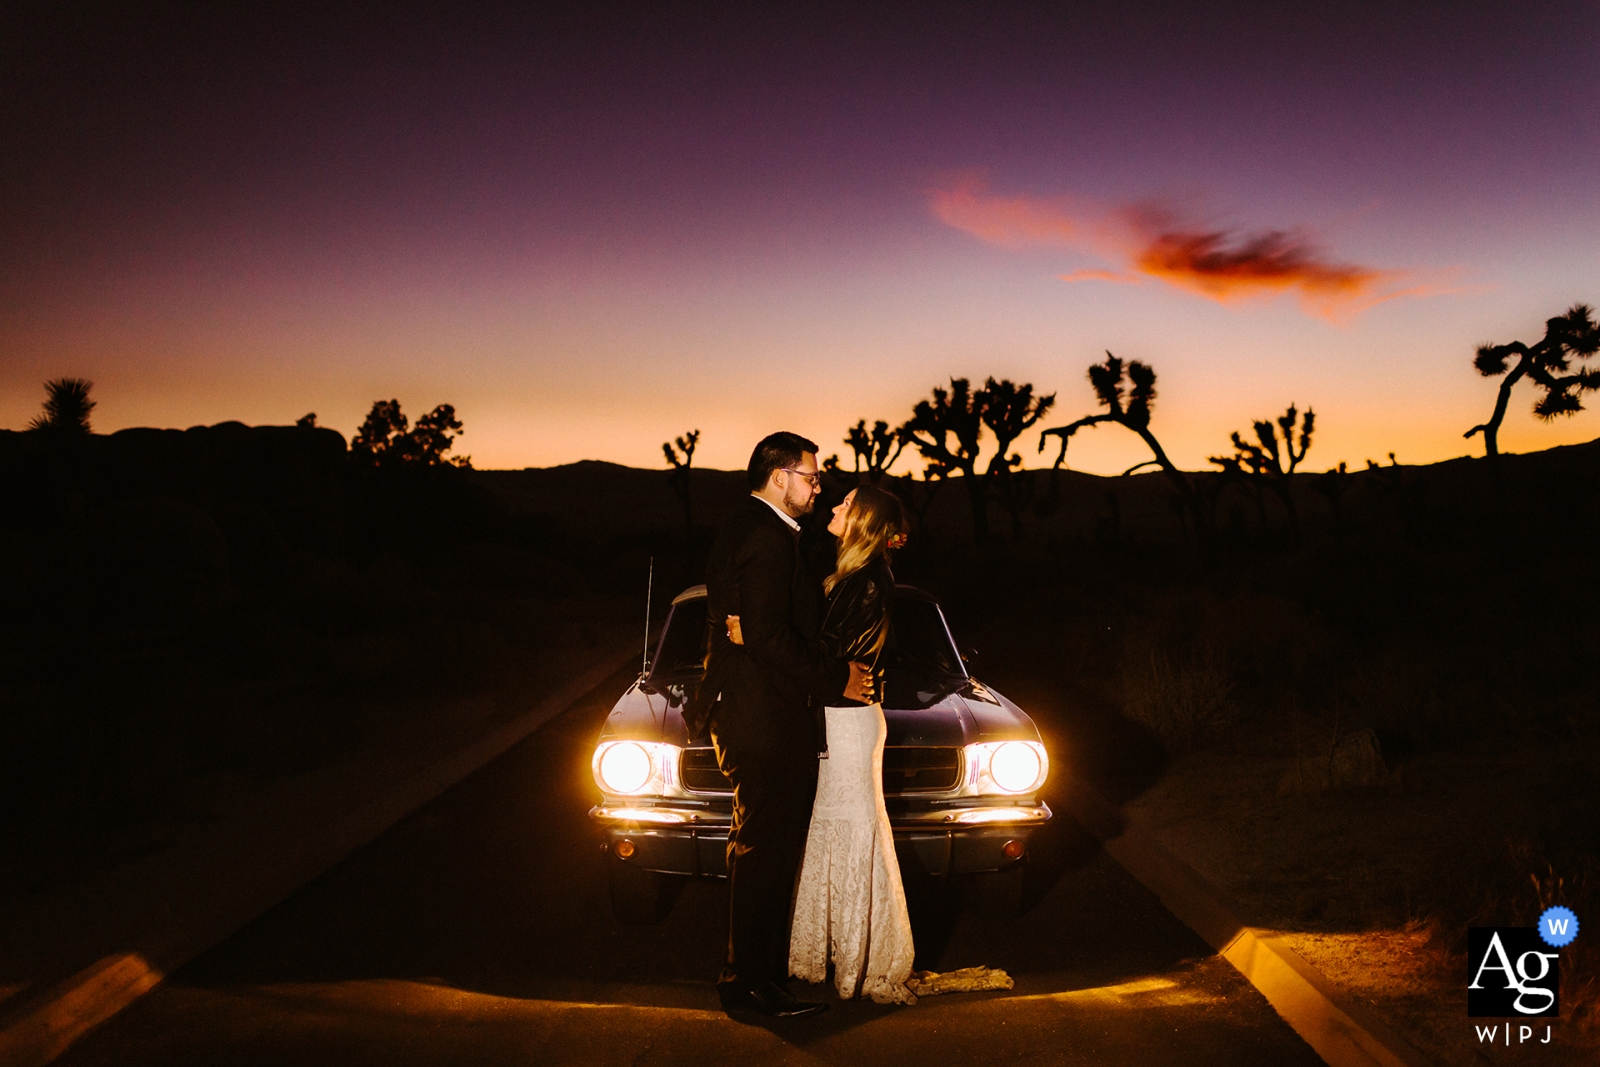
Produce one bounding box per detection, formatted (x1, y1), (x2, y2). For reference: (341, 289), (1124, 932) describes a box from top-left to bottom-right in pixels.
(930, 179), (1453, 322)
(928, 178), (1086, 248)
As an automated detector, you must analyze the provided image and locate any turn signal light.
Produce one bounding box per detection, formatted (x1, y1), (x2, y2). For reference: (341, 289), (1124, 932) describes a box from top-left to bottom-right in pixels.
(615, 839), (636, 860)
(1002, 839), (1025, 860)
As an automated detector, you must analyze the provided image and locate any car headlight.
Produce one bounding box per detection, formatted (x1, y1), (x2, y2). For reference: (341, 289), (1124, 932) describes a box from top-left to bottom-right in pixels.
(964, 740), (1048, 795)
(592, 741), (681, 796)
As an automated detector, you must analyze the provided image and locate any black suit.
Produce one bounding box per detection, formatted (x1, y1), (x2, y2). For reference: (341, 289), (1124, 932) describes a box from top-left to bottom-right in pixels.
(701, 495), (848, 985)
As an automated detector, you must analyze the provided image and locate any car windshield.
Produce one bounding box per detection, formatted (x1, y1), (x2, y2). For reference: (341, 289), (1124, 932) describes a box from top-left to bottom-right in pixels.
(648, 590), (964, 681)
(880, 597), (964, 677)
(651, 596), (710, 676)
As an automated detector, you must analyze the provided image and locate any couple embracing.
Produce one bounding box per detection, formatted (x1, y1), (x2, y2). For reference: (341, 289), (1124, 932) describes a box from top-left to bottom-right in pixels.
(692, 431), (916, 1018)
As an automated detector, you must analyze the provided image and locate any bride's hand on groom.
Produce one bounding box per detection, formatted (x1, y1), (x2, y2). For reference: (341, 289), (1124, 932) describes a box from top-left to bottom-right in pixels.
(845, 661), (874, 703)
(725, 615), (873, 703)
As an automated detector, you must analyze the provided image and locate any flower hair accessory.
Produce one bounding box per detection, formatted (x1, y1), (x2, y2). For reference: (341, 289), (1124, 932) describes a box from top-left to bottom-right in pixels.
(887, 532), (909, 550)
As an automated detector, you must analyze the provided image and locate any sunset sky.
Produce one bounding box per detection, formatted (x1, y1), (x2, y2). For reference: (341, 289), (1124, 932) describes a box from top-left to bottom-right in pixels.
(3, 2), (1598, 474)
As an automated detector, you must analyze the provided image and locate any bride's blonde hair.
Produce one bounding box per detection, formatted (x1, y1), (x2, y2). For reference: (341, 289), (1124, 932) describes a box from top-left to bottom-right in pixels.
(825, 484), (909, 597)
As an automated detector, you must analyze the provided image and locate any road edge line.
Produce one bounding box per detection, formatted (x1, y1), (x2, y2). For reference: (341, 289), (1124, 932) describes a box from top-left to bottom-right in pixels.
(1060, 782), (1436, 1067)
(0, 644), (640, 1067)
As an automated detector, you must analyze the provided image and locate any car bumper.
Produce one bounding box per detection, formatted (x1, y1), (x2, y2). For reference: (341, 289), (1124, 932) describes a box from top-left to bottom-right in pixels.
(589, 802), (1052, 877)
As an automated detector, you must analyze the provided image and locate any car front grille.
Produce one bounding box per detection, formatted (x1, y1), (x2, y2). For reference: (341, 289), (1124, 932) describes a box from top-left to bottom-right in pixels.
(884, 747), (963, 792)
(680, 748), (731, 793)
(678, 746), (962, 795)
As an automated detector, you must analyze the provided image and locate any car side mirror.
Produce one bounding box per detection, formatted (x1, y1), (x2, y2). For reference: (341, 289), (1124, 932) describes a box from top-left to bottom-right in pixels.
(961, 647), (979, 671)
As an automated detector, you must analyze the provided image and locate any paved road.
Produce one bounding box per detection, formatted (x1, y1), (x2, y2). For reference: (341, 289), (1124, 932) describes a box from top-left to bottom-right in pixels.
(57, 660), (1322, 1066)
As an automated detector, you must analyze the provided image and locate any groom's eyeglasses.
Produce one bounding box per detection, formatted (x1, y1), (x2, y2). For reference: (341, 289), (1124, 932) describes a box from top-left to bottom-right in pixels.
(782, 468), (822, 488)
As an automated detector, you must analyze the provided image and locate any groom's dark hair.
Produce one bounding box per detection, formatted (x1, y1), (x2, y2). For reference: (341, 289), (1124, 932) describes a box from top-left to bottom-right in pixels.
(747, 432), (818, 490)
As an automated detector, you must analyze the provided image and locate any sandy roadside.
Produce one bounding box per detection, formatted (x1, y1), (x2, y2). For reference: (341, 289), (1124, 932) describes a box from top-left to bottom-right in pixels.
(1124, 727), (1598, 1066)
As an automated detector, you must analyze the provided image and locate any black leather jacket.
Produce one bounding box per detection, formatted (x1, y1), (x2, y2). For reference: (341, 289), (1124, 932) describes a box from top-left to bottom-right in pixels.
(818, 559), (894, 705)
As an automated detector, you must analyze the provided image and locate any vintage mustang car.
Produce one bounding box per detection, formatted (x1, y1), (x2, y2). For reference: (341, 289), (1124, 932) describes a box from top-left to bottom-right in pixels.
(589, 583), (1051, 923)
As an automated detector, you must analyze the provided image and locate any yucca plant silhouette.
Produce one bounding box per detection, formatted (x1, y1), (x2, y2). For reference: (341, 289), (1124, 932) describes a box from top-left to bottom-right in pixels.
(1039, 353), (1207, 539)
(1209, 404), (1315, 539)
(30, 377), (96, 434)
(1465, 304), (1600, 459)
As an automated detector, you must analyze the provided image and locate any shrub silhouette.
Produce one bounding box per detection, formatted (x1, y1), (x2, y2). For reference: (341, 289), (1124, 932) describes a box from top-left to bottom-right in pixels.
(1119, 635), (1236, 753)
(1209, 404), (1315, 539)
(351, 399), (407, 464)
(409, 405), (469, 467)
(350, 399), (469, 468)
(1039, 353), (1207, 540)
(29, 378), (96, 434)
(1465, 303), (1600, 459)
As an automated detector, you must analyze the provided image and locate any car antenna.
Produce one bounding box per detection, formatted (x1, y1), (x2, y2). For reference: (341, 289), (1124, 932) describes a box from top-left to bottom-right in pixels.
(640, 555), (654, 679)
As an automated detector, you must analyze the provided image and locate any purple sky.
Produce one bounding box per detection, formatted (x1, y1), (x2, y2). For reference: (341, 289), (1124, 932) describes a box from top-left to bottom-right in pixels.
(4, 2), (1598, 473)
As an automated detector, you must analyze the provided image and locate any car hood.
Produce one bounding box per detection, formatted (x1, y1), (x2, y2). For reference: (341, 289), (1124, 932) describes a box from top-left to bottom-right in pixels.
(598, 669), (1041, 748)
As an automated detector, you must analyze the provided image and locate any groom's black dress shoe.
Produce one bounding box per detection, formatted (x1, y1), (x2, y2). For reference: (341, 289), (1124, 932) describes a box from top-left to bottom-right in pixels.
(718, 980), (829, 1018)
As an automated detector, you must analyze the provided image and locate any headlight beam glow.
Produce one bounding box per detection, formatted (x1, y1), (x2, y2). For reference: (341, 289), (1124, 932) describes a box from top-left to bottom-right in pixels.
(592, 740), (682, 796)
(963, 740), (1049, 796)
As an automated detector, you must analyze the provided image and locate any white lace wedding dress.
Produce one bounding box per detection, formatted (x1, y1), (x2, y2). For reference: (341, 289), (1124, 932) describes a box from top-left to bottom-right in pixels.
(789, 702), (917, 1004)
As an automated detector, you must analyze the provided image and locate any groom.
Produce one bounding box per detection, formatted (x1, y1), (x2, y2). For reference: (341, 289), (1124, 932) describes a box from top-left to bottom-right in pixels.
(698, 432), (867, 1019)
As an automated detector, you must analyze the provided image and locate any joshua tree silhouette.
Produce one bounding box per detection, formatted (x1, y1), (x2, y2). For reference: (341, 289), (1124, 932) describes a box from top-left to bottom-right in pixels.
(662, 429), (699, 564)
(350, 399), (469, 467)
(30, 378), (96, 434)
(1039, 354), (1206, 538)
(901, 378), (1051, 543)
(901, 379), (989, 542)
(1465, 304), (1600, 459)
(1209, 404), (1315, 538)
(842, 419), (909, 484)
(981, 379), (1056, 541)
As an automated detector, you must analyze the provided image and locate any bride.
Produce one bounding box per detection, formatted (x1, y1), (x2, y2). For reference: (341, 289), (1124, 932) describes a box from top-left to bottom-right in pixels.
(788, 485), (917, 1005)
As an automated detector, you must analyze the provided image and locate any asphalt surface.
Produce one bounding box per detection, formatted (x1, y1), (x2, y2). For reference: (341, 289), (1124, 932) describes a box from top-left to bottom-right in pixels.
(57, 659), (1323, 1066)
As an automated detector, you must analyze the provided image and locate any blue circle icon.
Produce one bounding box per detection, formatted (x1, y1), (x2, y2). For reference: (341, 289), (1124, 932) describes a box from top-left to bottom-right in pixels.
(1539, 906), (1579, 948)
